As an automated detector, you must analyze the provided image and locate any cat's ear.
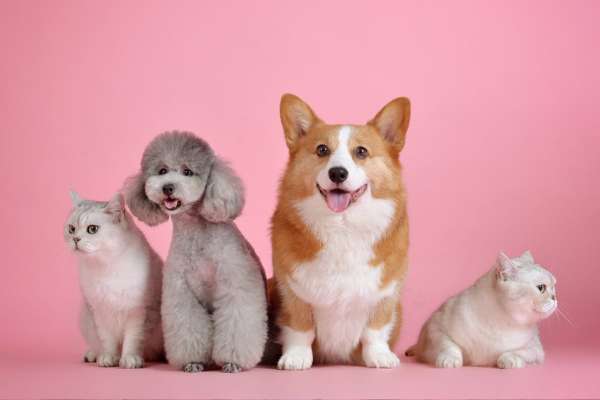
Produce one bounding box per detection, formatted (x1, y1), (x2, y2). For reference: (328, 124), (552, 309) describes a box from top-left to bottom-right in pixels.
(105, 192), (124, 223)
(124, 173), (168, 226)
(496, 252), (518, 280)
(520, 250), (535, 264)
(69, 190), (83, 207)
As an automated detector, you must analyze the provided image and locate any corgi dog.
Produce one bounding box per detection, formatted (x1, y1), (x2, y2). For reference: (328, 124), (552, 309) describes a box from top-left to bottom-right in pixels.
(269, 94), (411, 370)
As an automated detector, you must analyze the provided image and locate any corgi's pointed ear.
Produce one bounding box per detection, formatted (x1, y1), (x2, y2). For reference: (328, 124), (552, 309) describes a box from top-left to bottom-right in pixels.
(69, 190), (83, 207)
(368, 97), (411, 152)
(280, 93), (320, 150)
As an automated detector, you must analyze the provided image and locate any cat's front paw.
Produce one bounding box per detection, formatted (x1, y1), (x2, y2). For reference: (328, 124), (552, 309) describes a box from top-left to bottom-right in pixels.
(497, 353), (525, 369)
(222, 362), (242, 373)
(183, 362), (205, 373)
(97, 353), (119, 367)
(83, 350), (97, 363)
(435, 351), (463, 368)
(119, 354), (144, 369)
(277, 347), (313, 370)
(363, 345), (400, 368)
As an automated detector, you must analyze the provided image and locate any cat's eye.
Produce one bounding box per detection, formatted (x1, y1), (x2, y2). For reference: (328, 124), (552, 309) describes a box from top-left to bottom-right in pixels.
(316, 144), (330, 157)
(68, 225), (75, 234)
(158, 168), (168, 175)
(537, 284), (546, 293)
(355, 146), (369, 159)
(87, 225), (99, 234)
(183, 168), (194, 176)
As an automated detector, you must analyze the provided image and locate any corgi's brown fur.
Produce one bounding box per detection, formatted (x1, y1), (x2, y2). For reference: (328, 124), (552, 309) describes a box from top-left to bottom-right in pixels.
(270, 94), (411, 369)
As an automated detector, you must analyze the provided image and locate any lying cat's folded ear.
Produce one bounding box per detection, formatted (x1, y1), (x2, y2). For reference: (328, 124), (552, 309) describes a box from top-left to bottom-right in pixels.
(124, 173), (168, 226)
(496, 252), (518, 280)
(105, 192), (125, 223)
(69, 190), (83, 207)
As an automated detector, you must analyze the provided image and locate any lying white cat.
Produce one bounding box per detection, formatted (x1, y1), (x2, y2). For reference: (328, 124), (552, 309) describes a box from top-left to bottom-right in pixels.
(64, 191), (164, 368)
(406, 251), (557, 368)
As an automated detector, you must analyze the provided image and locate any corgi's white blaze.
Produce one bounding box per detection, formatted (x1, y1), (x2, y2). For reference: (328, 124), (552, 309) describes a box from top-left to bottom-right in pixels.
(291, 131), (398, 362)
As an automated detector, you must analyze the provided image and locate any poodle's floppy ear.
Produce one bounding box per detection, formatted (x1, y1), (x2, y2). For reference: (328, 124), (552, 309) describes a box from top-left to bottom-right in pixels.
(198, 159), (245, 223)
(124, 173), (168, 226)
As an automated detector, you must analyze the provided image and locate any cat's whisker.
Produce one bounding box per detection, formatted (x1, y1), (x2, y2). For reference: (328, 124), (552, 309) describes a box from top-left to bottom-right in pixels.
(556, 307), (574, 327)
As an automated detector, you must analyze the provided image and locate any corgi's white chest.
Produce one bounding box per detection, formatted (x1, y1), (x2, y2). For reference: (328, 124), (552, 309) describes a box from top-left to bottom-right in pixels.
(290, 191), (397, 361)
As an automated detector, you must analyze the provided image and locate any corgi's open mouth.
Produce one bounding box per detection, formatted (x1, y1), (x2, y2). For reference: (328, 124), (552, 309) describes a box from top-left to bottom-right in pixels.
(163, 197), (182, 211)
(317, 184), (367, 213)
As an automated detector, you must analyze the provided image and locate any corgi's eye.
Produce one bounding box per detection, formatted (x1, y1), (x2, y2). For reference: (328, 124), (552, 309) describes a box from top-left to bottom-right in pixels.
(183, 168), (194, 176)
(68, 225), (75, 234)
(316, 144), (330, 157)
(537, 284), (546, 293)
(158, 168), (168, 175)
(355, 146), (369, 159)
(87, 225), (99, 234)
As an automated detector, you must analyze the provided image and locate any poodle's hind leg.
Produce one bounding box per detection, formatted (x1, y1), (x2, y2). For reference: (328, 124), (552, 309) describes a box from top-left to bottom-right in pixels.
(211, 265), (268, 372)
(162, 269), (213, 372)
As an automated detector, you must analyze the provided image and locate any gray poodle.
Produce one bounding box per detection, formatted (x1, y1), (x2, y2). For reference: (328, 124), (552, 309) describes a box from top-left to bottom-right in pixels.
(125, 131), (268, 373)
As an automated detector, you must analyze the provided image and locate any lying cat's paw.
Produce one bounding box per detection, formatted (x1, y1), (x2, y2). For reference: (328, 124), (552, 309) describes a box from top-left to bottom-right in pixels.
(83, 350), (97, 363)
(435, 352), (463, 368)
(277, 347), (313, 370)
(119, 354), (144, 369)
(183, 362), (205, 373)
(497, 353), (525, 369)
(363, 345), (400, 368)
(97, 353), (119, 367)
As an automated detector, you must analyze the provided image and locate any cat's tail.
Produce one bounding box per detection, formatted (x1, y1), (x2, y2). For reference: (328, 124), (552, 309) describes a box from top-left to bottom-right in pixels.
(404, 345), (417, 357)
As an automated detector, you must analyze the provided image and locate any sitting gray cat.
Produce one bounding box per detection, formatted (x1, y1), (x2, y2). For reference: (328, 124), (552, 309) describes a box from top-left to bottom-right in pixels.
(64, 191), (163, 368)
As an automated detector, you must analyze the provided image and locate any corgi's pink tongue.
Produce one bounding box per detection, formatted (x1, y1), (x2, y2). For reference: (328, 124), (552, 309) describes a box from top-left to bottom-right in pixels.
(326, 191), (351, 213)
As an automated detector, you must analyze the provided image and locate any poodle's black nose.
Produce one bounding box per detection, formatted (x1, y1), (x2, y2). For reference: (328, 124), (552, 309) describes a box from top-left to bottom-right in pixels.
(162, 184), (175, 196)
(328, 167), (348, 183)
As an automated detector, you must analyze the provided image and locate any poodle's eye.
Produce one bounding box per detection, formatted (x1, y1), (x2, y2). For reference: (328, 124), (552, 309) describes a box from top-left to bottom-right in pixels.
(537, 284), (546, 293)
(87, 225), (99, 234)
(316, 144), (330, 157)
(158, 168), (168, 175)
(183, 168), (194, 177)
(68, 225), (75, 234)
(355, 146), (369, 159)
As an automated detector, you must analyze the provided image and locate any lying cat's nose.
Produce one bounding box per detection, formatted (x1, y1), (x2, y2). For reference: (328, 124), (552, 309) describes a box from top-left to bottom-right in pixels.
(551, 295), (556, 300)
(162, 184), (175, 196)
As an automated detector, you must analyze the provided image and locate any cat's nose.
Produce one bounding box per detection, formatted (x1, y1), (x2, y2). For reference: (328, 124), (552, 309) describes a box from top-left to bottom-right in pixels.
(73, 237), (80, 243)
(162, 184), (175, 196)
(551, 295), (556, 300)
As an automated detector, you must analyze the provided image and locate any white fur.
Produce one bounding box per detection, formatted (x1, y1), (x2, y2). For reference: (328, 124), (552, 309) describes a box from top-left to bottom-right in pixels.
(361, 312), (400, 368)
(287, 126), (398, 365)
(277, 327), (315, 370)
(410, 251), (556, 368)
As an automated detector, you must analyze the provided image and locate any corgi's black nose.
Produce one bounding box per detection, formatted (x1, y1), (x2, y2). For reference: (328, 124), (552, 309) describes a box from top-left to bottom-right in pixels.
(162, 184), (175, 196)
(329, 167), (348, 183)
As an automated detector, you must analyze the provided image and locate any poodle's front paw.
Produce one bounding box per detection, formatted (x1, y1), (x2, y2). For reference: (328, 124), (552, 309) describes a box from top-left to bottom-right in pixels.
(119, 354), (144, 369)
(363, 345), (400, 368)
(97, 353), (119, 367)
(435, 351), (463, 368)
(222, 363), (242, 373)
(497, 353), (525, 369)
(183, 362), (205, 373)
(277, 347), (313, 370)
(83, 350), (97, 363)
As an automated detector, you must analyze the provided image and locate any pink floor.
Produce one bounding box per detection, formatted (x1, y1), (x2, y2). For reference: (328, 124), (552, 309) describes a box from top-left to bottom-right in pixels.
(1, 346), (598, 399)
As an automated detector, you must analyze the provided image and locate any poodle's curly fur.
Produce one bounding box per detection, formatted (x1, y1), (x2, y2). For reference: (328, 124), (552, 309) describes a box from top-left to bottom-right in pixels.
(125, 131), (268, 373)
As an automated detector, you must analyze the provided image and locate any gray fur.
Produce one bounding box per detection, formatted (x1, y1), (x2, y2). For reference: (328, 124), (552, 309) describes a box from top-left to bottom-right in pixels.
(125, 131), (268, 372)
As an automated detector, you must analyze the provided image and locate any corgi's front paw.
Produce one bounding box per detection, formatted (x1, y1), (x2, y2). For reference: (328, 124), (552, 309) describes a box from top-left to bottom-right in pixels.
(277, 347), (313, 370)
(97, 353), (119, 367)
(363, 345), (400, 368)
(119, 354), (144, 369)
(497, 353), (525, 369)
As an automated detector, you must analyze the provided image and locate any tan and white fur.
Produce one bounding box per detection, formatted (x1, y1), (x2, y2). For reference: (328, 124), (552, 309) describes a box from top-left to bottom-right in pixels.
(406, 251), (557, 369)
(269, 94), (411, 369)
(64, 191), (163, 368)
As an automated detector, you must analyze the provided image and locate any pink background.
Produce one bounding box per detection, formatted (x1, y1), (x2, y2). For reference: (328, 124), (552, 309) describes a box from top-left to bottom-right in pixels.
(1, 1), (599, 398)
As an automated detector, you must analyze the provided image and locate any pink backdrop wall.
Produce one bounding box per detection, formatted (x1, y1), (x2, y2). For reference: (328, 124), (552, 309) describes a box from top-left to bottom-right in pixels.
(1, 0), (598, 360)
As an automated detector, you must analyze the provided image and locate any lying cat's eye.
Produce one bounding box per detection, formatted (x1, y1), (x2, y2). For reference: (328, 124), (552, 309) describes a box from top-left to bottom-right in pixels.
(537, 284), (546, 293)
(87, 225), (99, 234)
(183, 168), (194, 176)
(68, 225), (75, 234)
(355, 146), (369, 159)
(158, 168), (168, 175)
(316, 144), (330, 157)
